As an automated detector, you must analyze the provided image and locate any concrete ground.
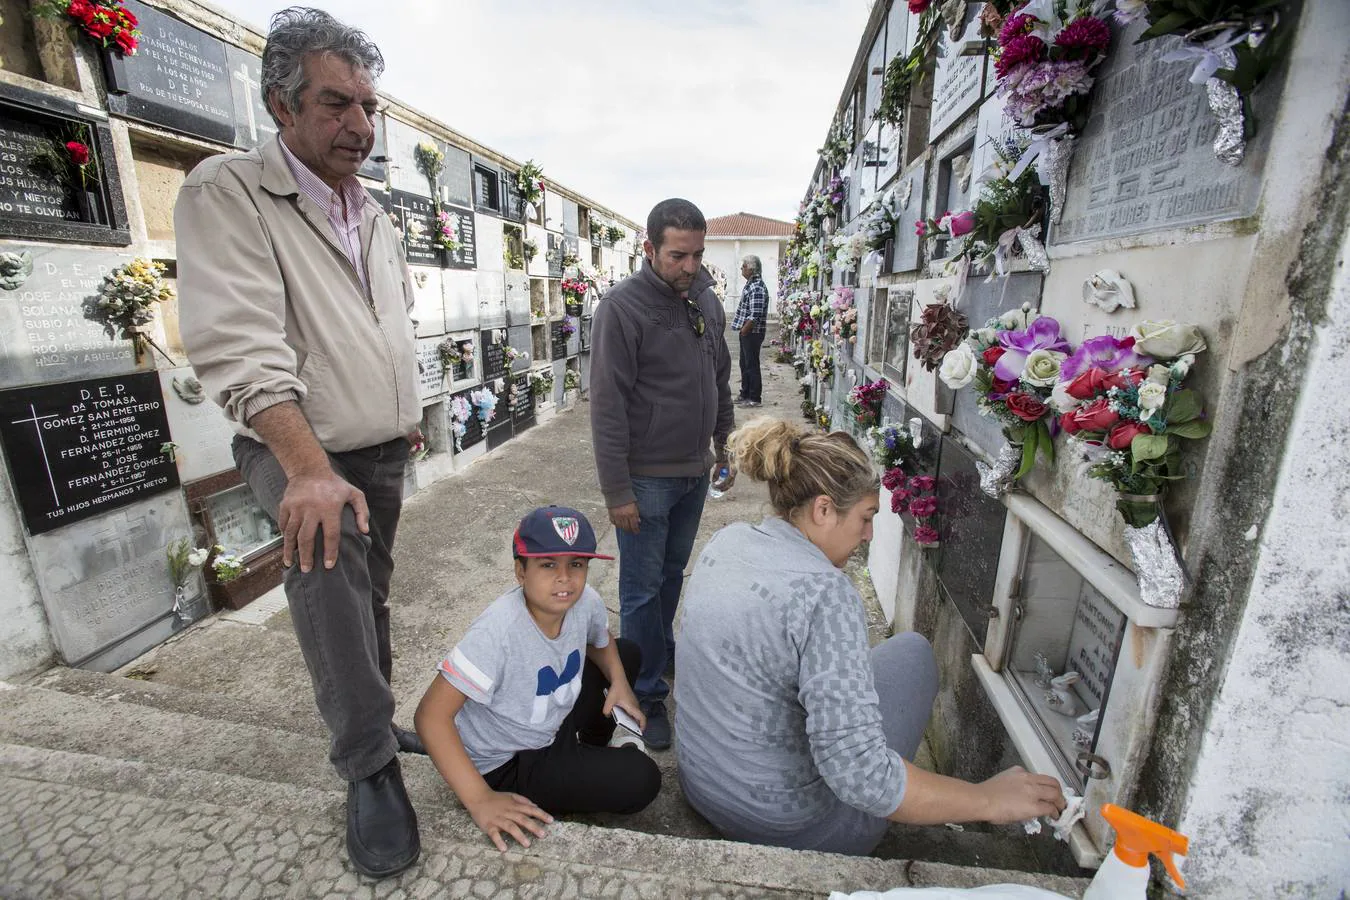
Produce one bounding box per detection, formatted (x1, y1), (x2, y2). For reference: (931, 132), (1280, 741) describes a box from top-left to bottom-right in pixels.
(0, 336), (1090, 898)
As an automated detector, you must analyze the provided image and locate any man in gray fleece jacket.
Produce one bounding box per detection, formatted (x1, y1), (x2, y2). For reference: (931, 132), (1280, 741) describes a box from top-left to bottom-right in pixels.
(589, 198), (734, 749)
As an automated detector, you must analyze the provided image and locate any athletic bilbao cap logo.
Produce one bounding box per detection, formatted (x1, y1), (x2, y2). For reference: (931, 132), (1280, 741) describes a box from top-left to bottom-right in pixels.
(552, 516), (580, 545)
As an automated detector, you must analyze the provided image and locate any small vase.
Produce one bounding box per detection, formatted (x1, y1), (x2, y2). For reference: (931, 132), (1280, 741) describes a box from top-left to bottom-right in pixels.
(75, 189), (105, 226)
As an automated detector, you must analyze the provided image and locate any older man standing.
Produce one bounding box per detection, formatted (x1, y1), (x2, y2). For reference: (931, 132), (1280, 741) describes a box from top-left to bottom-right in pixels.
(175, 8), (421, 878)
(589, 199), (734, 750)
(732, 255), (769, 407)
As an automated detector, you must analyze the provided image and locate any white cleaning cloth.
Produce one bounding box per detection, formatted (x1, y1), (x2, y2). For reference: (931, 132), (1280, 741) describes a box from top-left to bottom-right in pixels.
(1022, 786), (1085, 841)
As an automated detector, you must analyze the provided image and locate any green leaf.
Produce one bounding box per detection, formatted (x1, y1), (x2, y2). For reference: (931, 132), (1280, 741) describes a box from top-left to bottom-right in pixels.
(1168, 419), (1212, 439)
(1132, 433), (1170, 463)
(1166, 389), (1202, 423)
(1139, 10), (1194, 41)
(1038, 421), (1055, 466)
(1015, 429), (1037, 479)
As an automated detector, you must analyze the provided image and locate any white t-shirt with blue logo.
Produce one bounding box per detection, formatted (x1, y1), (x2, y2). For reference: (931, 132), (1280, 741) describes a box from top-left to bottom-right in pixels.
(437, 584), (610, 773)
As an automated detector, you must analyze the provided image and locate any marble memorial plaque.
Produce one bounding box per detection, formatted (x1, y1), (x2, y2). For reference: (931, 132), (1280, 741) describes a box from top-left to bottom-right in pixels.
(476, 271), (507, 328)
(0, 371), (179, 534)
(30, 489), (192, 668)
(0, 246), (142, 389)
(480, 329), (508, 381)
(544, 189), (563, 233)
(927, 6), (986, 143)
(475, 214), (504, 273)
(157, 366), (233, 482)
(935, 436), (1007, 645)
(562, 198), (579, 236)
(887, 0), (912, 56)
(905, 279), (955, 430)
(882, 286), (912, 383)
(386, 119), (436, 199)
(504, 271), (531, 326)
(443, 271), (478, 332)
(442, 205), (477, 270)
(388, 190), (439, 267)
(409, 266), (445, 337)
(507, 325), (532, 371)
(1053, 22), (1272, 244)
(224, 47), (277, 151)
(890, 161), (927, 273)
(104, 0), (234, 144)
(438, 143), (473, 210)
(876, 120), (902, 189)
(865, 32), (886, 124)
(416, 337), (445, 400)
(971, 94), (1028, 184)
(948, 273), (1044, 458)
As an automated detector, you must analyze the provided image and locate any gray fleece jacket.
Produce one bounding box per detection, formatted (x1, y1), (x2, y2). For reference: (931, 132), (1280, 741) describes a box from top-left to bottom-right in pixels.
(589, 261), (734, 508)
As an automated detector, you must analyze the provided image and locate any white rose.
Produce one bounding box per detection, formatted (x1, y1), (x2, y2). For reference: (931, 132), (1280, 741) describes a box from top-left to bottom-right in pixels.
(1146, 364), (1171, 385)
(976, 328), (998, 345)
(1022, 349), (1066, 387)
(1137, 381), (1168, 412)
(939, 342), (977, 389)
(187, 548), (210, 567)
(1130, 320), (1207, 359)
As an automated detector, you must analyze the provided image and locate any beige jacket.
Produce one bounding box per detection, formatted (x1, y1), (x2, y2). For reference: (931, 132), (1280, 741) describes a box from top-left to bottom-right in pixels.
(175, 137), (419, 453)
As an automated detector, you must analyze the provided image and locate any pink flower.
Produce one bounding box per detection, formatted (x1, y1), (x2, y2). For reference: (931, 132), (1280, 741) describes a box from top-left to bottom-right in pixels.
(947, 211), (976, 237)
(909, 474), (935, 493)
(998, 13), (1035, 46)
(890, 489), (907, 515)
(996, 33), (1045, 78)
(1055, 16), (1111, 55)
(914, 524), (940, 545)
(914, 220), (927, 237)
(909, 496), (938, 518)
(882, 468), (907, 492)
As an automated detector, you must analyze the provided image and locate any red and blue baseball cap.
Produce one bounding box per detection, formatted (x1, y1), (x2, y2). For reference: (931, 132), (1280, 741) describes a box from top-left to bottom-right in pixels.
(512, 506), (614, 560)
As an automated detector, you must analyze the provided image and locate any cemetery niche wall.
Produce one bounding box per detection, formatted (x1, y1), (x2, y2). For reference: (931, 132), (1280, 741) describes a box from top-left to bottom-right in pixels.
(781, 0), (1341, 887)
(0, 0), (639, 681)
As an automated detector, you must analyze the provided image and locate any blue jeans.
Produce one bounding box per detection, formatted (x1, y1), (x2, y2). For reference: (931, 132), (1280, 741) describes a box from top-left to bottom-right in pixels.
(616, 474), (709, 705)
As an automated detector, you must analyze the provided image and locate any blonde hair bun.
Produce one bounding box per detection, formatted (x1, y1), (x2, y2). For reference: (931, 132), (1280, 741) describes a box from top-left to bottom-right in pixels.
(727, 417), (879, 518)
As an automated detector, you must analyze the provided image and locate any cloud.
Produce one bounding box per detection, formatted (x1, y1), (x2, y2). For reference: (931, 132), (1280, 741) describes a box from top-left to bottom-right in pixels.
(217, 0), (870, 222)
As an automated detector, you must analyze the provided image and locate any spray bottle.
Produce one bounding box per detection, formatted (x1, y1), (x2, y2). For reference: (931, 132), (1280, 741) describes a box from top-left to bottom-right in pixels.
(1083, 804), (1189, 900)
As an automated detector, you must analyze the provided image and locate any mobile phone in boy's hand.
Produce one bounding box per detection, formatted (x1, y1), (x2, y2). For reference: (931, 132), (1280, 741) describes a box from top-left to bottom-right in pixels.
(612, 705), (643, 737)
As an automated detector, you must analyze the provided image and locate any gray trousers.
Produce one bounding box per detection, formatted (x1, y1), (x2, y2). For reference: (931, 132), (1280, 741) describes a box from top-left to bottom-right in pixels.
(234, 435), (409, 782)
(689, 631), (939, 856)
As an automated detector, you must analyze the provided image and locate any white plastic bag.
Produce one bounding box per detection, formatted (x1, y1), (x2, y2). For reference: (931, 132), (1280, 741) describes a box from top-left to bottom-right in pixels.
(829, 885), (1071, 900)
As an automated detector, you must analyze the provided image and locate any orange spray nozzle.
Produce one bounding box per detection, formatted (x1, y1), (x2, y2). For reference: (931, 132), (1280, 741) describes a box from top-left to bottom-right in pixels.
(1100, 804), (1190, 890)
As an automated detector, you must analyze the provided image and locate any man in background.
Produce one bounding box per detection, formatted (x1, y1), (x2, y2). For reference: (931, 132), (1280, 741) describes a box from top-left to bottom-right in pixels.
(732, 254), (769, 407)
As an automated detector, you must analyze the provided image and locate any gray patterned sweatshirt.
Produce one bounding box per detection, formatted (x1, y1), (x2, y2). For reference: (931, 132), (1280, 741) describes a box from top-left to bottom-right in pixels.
(673, 517), (905, 838)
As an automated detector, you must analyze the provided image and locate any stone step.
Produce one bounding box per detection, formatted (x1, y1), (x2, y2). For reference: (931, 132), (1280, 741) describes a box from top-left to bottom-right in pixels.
(0, 743), (1090, 898)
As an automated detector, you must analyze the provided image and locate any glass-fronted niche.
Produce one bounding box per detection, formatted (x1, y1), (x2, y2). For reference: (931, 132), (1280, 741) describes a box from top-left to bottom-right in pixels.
(205, 483), (280, 560)
(974, 492), (1179, 868)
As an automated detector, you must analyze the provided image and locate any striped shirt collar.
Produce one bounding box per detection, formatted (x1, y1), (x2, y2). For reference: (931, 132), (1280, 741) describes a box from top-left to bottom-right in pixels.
(277, 137), (367, 230)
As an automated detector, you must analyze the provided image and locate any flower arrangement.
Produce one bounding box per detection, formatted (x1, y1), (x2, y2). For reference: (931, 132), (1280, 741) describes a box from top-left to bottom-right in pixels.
(83, 257), (175, 363)
(826, 174), (848, 215)
(818, 121), (851, 171)
(563, 368), (581, 391)
(815, 404), (831, 430)
(604, 225), (625, 244)
(1115, 0), (1288, 164)
(846, 379), (888, 430)
(523, 238), (539, 264)
(32, 0), (140, 56)
(409, 431), (430, 462)
(994, 1), (1111, 131)
(560, 276), (589, 304)
(211, 545), (248, 583)
(530, 368), (555, 399)
(433, 210), (459, 253)
(516, 160), (545, 206)
(941, 307), (1069, 482)
(414, 140), (444, 194)
(861, 199), (898, 256)
(830, 231), (868, 273)
(770, 338), (795, 364)
(875, 6), (942, 128)
(29, 125), (97, 194)
(801, 398), (817, 422)
(910, 299), (970, 372)
(501, 343), (528, 368)
(1054, 323), (1210, 527)
(561, 316), (578, 337)
(438, 337), (472, 376)
(888, 474), (940, 545)
(449, 395), (473, 450)
(810, 339), (834, 380)
(871, 422), (918, 474)
(469, 386), (498, 425)
(166, 538), (208, 589)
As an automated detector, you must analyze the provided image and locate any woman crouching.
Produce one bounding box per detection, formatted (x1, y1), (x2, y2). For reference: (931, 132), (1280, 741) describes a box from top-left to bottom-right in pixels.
(674, 417), (1065, 855)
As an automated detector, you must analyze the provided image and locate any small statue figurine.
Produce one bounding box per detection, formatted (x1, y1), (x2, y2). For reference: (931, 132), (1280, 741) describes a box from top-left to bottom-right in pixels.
(1033, 651), (1055, 689)
(1044, 671), (1085, 717)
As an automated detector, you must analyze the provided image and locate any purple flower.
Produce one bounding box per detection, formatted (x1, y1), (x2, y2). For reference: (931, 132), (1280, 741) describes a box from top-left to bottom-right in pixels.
(1060, 335), (1152, 381)
(994, 316), (1070, 381)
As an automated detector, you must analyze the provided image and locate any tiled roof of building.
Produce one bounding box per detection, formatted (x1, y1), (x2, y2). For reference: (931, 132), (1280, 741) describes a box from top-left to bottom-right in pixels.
(705, 212), (795, 237)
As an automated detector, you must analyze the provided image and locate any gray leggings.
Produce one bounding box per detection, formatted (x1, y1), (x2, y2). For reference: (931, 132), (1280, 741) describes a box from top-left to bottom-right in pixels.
(691, 631), (939, 856)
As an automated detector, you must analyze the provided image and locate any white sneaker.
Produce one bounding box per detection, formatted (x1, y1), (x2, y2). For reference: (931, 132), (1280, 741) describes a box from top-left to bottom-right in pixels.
(608, 729), (648, 754)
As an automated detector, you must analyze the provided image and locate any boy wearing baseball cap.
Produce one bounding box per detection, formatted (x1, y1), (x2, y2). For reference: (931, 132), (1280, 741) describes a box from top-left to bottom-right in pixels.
(414, 506), (661, 852)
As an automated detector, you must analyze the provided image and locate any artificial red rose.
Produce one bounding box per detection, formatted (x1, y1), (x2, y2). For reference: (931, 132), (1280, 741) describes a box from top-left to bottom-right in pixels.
(65, 141), (90, 166)
(908, 0), (932, 12)
(991, 376), (1016, 396)
(1107, 421), (1151, 450)
(1060, 398), (1119, 435)
(117, 6), (138, 26)
(1064, 367), (1113, 400)
(113, 27), (137, 54)
(84, 13), (115, 38)
(982, 346), (1005, 366)
(67, 0), (95, 22)
(1005, 392), (1048, 422)
(1108, 368), (1145, 390)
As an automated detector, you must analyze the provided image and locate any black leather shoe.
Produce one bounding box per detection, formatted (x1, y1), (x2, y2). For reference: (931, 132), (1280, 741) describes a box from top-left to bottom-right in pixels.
(393, 724), (427, 755)
(347, 757), (420, 879)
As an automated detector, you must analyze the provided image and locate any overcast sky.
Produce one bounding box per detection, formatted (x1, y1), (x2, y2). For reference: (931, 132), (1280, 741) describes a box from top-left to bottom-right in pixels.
(215, 0), (871, 224)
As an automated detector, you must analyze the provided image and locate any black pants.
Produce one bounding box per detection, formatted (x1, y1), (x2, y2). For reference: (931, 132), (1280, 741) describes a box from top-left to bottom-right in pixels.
(482, 638), (661, 815)
(234, 434), (409, 782)
(738, 330), (764, 402)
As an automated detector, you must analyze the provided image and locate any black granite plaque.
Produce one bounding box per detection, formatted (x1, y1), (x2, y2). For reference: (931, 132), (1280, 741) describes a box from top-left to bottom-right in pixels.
(439, 144), (473, 210)
(550, 321), (569, 358)
(481, 331), (507, 381)
(359, 114), (386, 182)
(223, 47), (277, 151)
(507, 325), (532, 373)
(503, 169), (525, 221)
(104, 0), (235, 145)
(564, 235), (580, 259)
(579, 316), (592, 351)
(487, 418), (512, 450)
(510, 383), (534, 423)
(0, 84), (131, 245)
(562, 198), (579, 236)
(453, 389), (484, 452)
(388, 190), (439, 266)
(0, 372), (179, 535)
(441, 204), (477, 270)
(547, 234), (564, 278)
(934, 436), (1006, 645)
